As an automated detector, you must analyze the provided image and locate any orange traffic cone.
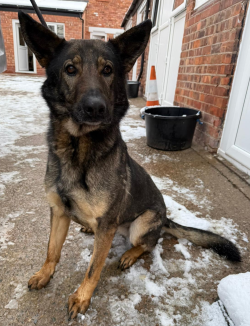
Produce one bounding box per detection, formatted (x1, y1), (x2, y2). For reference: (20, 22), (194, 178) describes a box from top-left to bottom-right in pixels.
(146, 66), (159, 106)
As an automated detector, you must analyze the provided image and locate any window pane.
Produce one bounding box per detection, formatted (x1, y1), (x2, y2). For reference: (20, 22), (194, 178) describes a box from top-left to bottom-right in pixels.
(48, 25), (55, 33)
(57, 25), (64, 38)
(92, 34), (105, 41)
(18, 27), (25, 46)
(152, 0), (159, 27)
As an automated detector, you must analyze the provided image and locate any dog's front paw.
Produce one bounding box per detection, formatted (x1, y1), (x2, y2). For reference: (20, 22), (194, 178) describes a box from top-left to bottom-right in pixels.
(28, 266), (53, 290)
(68, 292), (90, 320)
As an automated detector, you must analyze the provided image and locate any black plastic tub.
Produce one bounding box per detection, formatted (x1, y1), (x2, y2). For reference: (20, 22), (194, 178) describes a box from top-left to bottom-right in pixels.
(127, 81), (140, 98)
(144, 107), (201, 151)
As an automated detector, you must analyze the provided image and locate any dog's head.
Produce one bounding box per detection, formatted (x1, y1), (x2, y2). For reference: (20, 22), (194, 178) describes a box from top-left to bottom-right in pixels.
(18, 11), (152, 135)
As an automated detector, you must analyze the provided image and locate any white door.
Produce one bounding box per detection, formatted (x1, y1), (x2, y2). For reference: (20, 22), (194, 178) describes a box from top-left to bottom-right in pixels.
(156, 21), (171, 102)
(162, 12), (186, 106)
(16, 24), (29, 71)
(145, 30), (159, 95)
(218, 6), (250, 173)
(13, 21), (36, 73)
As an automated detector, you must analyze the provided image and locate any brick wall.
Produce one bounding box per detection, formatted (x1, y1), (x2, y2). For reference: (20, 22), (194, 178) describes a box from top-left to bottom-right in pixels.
(174, 0), (248, 150)
(174, 0), (185, 10)
(84, 0), (132, 40)
(0, 11), (83, 75)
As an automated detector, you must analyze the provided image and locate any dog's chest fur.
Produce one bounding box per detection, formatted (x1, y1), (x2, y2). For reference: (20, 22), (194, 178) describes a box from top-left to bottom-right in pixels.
(46, 131), (110, 231)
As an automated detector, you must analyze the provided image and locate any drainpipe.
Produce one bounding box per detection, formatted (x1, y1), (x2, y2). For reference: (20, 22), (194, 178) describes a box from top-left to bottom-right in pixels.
(79, 13), (84, 39)
(30, 0), (48, 28)
(137, 0), (150, 82)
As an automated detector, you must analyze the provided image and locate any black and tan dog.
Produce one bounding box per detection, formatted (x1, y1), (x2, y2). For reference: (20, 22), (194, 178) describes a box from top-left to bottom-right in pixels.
(18, 11), (241, 320)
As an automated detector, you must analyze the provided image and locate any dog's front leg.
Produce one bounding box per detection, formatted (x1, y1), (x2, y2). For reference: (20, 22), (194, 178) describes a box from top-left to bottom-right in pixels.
(28, 207), (70, 290)
(68, 224), (116, 320)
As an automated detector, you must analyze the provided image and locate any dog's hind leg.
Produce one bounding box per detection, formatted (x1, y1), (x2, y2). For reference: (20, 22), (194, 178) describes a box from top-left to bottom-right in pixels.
(68, 223), (117, 320)
(118, 210), (164, 270)
(28, 195), (70, 290)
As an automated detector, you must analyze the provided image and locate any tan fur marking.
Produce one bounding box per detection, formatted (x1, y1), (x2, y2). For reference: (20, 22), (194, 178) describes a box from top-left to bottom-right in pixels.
(72, 55), (82, 65)
(163, 226), (211, 248)
(28, 210), (70, 290)
(68, 227), (116, 318)
(119, 245), (145, 270)
(129, 210), (162, 246)
(70, 188), (109, 232)
(63, 118), (101, 137)
(46, 190), (65, 218)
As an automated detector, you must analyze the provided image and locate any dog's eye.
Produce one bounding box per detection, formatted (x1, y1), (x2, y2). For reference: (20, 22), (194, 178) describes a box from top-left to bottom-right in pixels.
(66, 65), (77, 75)
(102, 65), (112, 76)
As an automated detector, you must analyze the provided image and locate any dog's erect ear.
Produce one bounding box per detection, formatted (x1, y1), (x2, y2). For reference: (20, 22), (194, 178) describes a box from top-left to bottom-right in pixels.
(110, 19), (152, 73)
(18, 11), (65, 68)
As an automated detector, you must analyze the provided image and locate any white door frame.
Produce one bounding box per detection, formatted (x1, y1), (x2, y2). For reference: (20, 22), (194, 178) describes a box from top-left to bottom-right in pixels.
(218, 5), (250, 175)
(12, 19), (37, 74)
(132, 0), (147, 81)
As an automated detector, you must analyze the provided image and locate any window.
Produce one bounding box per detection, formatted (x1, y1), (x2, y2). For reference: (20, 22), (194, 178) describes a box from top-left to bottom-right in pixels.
(195, 0), (210, 9)
(152, 0), (160, 27)
(125, 18), (132, 31)
(137, 1), (146, 25)
(48, 23), (65, 38)
(90, 32), (107, 41)
(18, 27), (25, 46)
(92, 34), (106, 41)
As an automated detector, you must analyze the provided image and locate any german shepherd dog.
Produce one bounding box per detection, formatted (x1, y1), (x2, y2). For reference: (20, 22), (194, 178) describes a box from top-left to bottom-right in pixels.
(18, 11), (241, 320)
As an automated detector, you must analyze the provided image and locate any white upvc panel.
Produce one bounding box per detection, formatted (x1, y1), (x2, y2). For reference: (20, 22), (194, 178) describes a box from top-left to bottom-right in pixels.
(162, 12), (185, 106)
(194, 0), (210, 10)
(219, 4), (250, 173)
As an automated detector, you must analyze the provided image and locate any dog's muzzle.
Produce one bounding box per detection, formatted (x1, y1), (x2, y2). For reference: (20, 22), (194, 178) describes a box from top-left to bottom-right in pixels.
(72, 90), (109, 126)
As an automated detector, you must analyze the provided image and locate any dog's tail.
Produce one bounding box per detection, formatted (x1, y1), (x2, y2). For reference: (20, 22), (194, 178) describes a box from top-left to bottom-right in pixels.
(164, 220), (241, 262)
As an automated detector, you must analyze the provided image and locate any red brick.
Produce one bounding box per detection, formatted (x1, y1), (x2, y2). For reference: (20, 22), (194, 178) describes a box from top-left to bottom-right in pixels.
(220, 77), (231, 85)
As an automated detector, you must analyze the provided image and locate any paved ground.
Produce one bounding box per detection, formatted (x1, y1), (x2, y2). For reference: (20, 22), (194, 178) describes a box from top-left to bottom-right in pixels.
(0, 75), (249, 326)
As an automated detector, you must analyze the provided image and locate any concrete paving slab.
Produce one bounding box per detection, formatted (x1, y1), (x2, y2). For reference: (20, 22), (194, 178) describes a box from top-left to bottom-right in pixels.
(0, 75), (249, 326)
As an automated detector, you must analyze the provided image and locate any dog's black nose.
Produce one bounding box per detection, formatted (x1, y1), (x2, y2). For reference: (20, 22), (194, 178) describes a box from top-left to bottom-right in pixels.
(84, 97), (107, 119)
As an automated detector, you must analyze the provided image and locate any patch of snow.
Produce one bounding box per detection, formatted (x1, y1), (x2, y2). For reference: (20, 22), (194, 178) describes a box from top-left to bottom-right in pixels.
(150, 240), (169, 275)
(120, 117), (146, 142)
(174, 239), (191, 259)
(5, 299), (18, 310)
(0, 211), (23, 251)
(152, 175), (211, 210)
(0, 171), (25, 197)
(218, 272), (250, 326)
(0, 75), (48, 158)
(199, 300), (234, 326)
(120, 104), (146, 142)
(0, 171), (19, 183)
(14, 157), (41, 168)
(5, 283), (27, 310)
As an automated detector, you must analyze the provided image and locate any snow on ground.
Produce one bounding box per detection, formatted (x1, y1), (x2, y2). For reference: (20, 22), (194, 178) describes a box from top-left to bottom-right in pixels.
(0, 75), (248, 325)
(0, 75), (47, 158)
(0, 211), (23, 254)
(218, 272), (250, 326)
(120, 104), (146, 143)
(5, 283), (27, 310)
